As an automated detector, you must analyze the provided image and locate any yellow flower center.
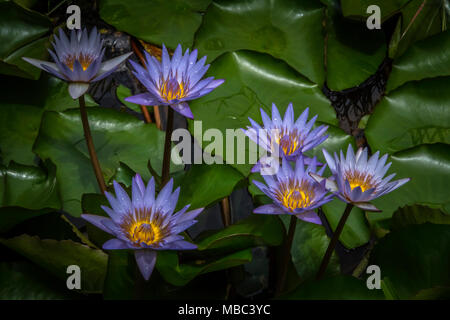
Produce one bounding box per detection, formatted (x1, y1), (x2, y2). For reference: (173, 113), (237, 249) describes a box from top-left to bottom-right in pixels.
(128, 220), (162, 245)
(276, 179), (314, 211)
(159, 78), (186, 102)
(64, 53), (94, 71)
(120, 209), (168, 247)
(273, 128), (302, 156)
(346, 171), (374, 192)
(281, 189), (311, 211)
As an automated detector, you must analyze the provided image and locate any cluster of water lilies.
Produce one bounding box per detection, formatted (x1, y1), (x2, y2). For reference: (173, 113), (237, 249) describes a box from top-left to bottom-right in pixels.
(22, 27), (409, 284)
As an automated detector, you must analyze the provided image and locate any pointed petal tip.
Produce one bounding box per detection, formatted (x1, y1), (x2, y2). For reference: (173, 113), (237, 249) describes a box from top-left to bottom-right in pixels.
(68, 82), (90, 99)
(354, 202), (382, 212)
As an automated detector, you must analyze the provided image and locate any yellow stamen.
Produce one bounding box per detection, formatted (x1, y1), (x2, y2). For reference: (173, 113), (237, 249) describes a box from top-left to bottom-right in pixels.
(346, 171), (374, 192)
(159, 78), (186, 102)
(64, 53), (94, 71)
(273, 128), (302, 156)
(128, 220), (162, 245)
(120, 209), (167, 247)
(276, 180), (314, 211)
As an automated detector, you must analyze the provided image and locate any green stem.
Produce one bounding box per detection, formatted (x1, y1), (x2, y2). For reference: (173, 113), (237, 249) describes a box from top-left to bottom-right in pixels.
(78, 95), (106, 193)
(275, 215), (297, 296)
(316, 203), (354, 280)
(161, 107), (174, 187)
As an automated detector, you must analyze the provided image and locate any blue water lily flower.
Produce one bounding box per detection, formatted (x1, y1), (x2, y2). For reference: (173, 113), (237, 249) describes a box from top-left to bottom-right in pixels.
(124, 44), (224, 119)
(311, 144), (410, 212)
(252, 156), (334, 225)
(23, 27), (132, 99)
(244, 103), (329, 172)
(82, 174), (203, 280)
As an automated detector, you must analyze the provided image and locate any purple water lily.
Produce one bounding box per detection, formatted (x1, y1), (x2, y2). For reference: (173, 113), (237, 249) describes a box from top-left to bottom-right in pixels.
(23, 27), (132, 99)
(82, 174), (203, 280)
(244, 103), (328, 172)
(310, 144), (410, 212)
(252, 156), (334, 225)
(124, 44), (224, 119)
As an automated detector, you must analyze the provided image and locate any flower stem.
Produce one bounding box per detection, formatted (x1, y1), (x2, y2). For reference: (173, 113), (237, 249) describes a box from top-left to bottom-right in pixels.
(275, 214), (297, 296)
(220, 197), (231, 227)
(153, 105), (162, 130)
(140, 105), (152, 123)
(161, 107), (174, 187)
(316, 203), (354, 280)
(78, 95), (106, 193)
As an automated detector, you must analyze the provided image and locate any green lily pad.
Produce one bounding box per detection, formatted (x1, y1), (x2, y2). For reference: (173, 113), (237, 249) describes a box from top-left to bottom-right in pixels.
(195, 214), (284, 252)
(109, 162), (136, 187)
(321, 199), (371, 249)
(325, 7), (386, 91)
(0, 74), (97, 166)
(174, 164), (243, 210)
(33, 107), (167, 216)
(368, 144), (450, 222)
(156, 248), (252, 286)
(388, 0), (444, 59)
(99, 0), (211, 49)
(370, 223), (450, 299)
(283, 275), (384, 299)
(0, 103), (43, 165)
(303, 123), (356, 165)
(0, 261), (74, 299)
(391, 204), (450, 230)
(366, 77), (450, 154)
(280, 214), (340, 281)
(0, 234), (108, 294)
(188, 50), (336, 177)
(102, 251), (136, 300)
(116, 85), (140, 113)
(103, 250), (230, 299)
(194, 0), (325, 84)
(81, 193), (113, 249)
(0, 161), (59, 210)
(341, 0), (411, 22)
(387, 30), (450, 92)
(0, 207), (53, 234)
(0, 1), (51, 79)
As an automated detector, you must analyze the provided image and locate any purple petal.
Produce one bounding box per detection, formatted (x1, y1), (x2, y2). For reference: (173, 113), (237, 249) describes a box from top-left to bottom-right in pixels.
(163, 240), (197, 250)
(171, 102), (193, 119)
(134, 250), (157, 281)
(41, 63), (67, 81)
(174, 207), (203, 224)
(113, 181), (132, 212)
(253, 204), (284, 214)
(251, 161), (262, 173)
(171, 220), (197, 234)
(161, 44), (171, 80)
(353, 202), (381, 212)
(143, 177), (156, 209)
(100, 205), (120, 221)
(81, 214), (114, 235)
(295, 211), (322, 225)
(124, 92), (160, 106)
(283, 103), (294, 126)
(309, 173), (338, 192)
(68, 83), (90, 99)
(103, 238), (129, 250)
(294, 107), (309, 127)
(92, 52), (133, 81)
(22, 57), (57, 73)
(323, 149), (336, 172)
(271, 103), (282, 125)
